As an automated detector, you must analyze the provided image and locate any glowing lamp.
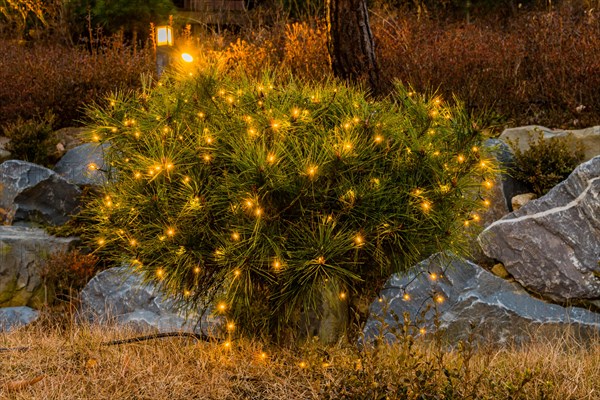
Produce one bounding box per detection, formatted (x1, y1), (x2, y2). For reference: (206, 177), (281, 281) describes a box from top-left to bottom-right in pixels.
(181, 52), (194, 63)
(156, 26), (173, 46)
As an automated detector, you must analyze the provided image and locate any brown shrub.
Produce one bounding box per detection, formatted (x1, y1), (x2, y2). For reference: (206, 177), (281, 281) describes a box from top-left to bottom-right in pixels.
(0, 39), (154, 128)
(372, 4), (600, 128)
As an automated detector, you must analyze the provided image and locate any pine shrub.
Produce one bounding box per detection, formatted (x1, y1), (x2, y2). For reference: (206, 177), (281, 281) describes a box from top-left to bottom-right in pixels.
(81, 66), (497, 337)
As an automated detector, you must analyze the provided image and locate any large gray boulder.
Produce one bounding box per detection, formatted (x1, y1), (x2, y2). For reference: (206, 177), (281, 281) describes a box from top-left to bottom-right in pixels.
(0, 306), (39, 331)
(0, 160), (81, 226)
(0, 226), (78, 307)
(79, 267), (221, 335)
(478, 156), (600, 307)
(54, 143), (109, 187)
(363, 254), (600, 346)
(499, 125), (600, 162)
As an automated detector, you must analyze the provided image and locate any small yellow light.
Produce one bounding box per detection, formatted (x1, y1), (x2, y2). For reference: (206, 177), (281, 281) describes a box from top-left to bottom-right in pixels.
(484, 180), (493, 189)
(378, 297), (383, 303)
(429, 272), (438, 281)
(439, 184), (450, 194)
(129, 239), (137, 247)
(227, 96), (234, 104)
(197, 112), (205, 119)
(419, 328), (426, 335)
(472, 146), (479, 152)
(260, 352), (268, 360)
(299, 361), (307, 369)
(244, 199), (253, 208)
(217, 302), (227, 312)
(267, 153), (276, 164)
(354, 234), (364, 246)
(374, 135), (383, 143)
(403, 293), (410, 301)
(421, 201), (432, 212)
(457, 154), (465, 163)
(339, 292), (347, 300)
(134, 131), (140, 139)
(156, 268), (165, 279)
(166, 228), (175, 237)
(435, 294), (445, 304)
(227, 321), (235, 331)
(224, 341), (231, 349)
(291, 108), (300, 118)
(343, 122), (351, 130)
(203, 154), (211, 163)
(87, 163), (97, 171)
(181, 52), (194, 63)
(258, 100), (263, 106)
(316, 256), (325, 264)
(166, 163), (174, 170)
(111, 127), (118, 133)
(183, 176), (190, 183)
(193, 266), (201, 274)
(433, 150), (440, 156)
(97, 238), (105, 246)
(231, 232), (240, 241)
(483, 199), (491, 207)
(271, 120), (279, 129)
(272, 259), (282, 270)
(480, 161), (486, 168)
(206, 137), (213, 144)
(184, 290), (191, 297)
(464, 220), (470, 227)
(429, 109), (439, 118)
(254, 208), (263, 217)
(233, 269), (241, 277)
(344, 142), (353, 151)
(472, 214), (481, 222)
(307, 166), (318, 177)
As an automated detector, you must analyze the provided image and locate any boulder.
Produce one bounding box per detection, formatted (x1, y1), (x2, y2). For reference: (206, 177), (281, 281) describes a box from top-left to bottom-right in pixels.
(499, 125), (600, 162)
(79, 267), (221, 335)
(0, 226), (78, 307)
(483, 139), (532, 213)
(0, 160), (81, 225)
(0, 306), (39, 331)
(363, 254), (600, 346)
(54, 143), (109, 187)
(479, 157), (600, 307)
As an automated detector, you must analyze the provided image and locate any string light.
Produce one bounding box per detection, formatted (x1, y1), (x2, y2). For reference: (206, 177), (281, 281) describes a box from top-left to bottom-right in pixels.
(233, 269), (241, 277)
(307, 165), (318, 178)
(316, 256), (325, 264)
(272, 259), (282, 270)
(231, 232), (240, 241)
(217, 302), (227, 312)
(484, 180), (494, 189)
(419, 328), (426, 335)
(97, 238), (105, 246)
(88, 163), (98, 171)
(267, 153), (276, 164)
(255, 208), (263, 217)
(193, 266), (201, 274)
(184, 290), (191, 297)
(429, 272), (438, 281)
(203, 154), (211, 163)
(472, 146), (479, 152)
(166, 228), (175, 237)
(260, 352), (268, 360)
(339, 292), (347, 300)
(403, 293), (410, 301)
(435, 294), (445, 304)
(354, 234), (364, 246)
(483, 199), (491, 207)
(457, 154), (465, 163)
(227, 321), (235, 331)
(299, 361), (307, 368)
(156, 268), (165, 279)
(421, 200), (432, 212)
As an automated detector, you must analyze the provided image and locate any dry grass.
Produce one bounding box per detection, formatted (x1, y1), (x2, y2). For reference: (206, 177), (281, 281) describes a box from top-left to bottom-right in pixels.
(1, 315), (599, 399)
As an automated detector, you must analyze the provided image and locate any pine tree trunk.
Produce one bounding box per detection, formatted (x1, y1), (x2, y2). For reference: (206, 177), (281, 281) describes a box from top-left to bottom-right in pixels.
(327, 0), (381, 95)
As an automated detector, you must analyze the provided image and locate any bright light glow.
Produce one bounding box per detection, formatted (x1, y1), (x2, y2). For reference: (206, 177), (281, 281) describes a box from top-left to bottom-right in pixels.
(429, 272), (438, 281)
(156, 268), (165, 279)
(435, 294), (445, 304)
(233, 269), (241, 277)
(217, 302), (227, 312)
(156, 26), (173, 46)
(193, 266), (201, 274)
(227, 322), (235, 331)
(307, 166), (318, 177)
(166, 228), (175, 237)
(316, 256), (325, 265)
(421, 200), (432, 212)
(267, 153), (276, 164)
(339, 292), (347, 300)
(457, 154), (465, 163)
(87, 163), (97, 171)
(403, 293), (410, 301)
(374, 135), (383, 143)
(272, 259), (281, 270)
(354, 234), (364, 246)
(181, 53), (194, 63)
(231, 232), (240, 241)
(484, 180), (493, 189)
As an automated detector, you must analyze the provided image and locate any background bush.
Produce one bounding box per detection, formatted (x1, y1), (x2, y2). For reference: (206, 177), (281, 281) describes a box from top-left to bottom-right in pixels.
(81, 64), (497, 338)
(509, 132), (585, 196)
(2, 111), (57, 164)
(0, 39), (154, 129)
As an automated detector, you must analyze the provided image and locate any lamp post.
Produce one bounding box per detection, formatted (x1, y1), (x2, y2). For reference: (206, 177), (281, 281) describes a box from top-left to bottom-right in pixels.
(155, 26), (173, 77)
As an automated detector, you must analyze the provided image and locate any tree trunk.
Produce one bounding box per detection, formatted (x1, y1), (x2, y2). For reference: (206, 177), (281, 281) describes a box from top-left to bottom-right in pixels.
(327, 0), (381, 95)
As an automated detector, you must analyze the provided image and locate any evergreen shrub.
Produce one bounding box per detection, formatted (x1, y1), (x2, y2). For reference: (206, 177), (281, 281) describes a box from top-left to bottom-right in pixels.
(82, 66), (497, 337)
(508, 132), (584, 196)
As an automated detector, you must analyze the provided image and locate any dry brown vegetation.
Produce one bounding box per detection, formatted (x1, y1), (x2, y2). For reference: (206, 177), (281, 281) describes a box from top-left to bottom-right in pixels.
(1, 316), (599, 399)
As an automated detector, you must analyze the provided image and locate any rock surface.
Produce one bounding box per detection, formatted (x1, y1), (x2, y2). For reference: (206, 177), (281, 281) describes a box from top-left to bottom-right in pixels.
(0, 226), (78, 307)
(479, 156), (600, 306)
(499, 125), (600, 161)
(54, 143), (109, 186)
(511, 193), (536, 211)
(0, 306), (39, 331)
(363, 254), (600, 345)
(0, 160), (81, 225)
(79, 267), (221, 335)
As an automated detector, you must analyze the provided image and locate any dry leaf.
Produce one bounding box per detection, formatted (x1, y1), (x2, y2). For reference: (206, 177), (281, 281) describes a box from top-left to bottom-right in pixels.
(4, 374), (45, 392)
(85, 358), (98, 369)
